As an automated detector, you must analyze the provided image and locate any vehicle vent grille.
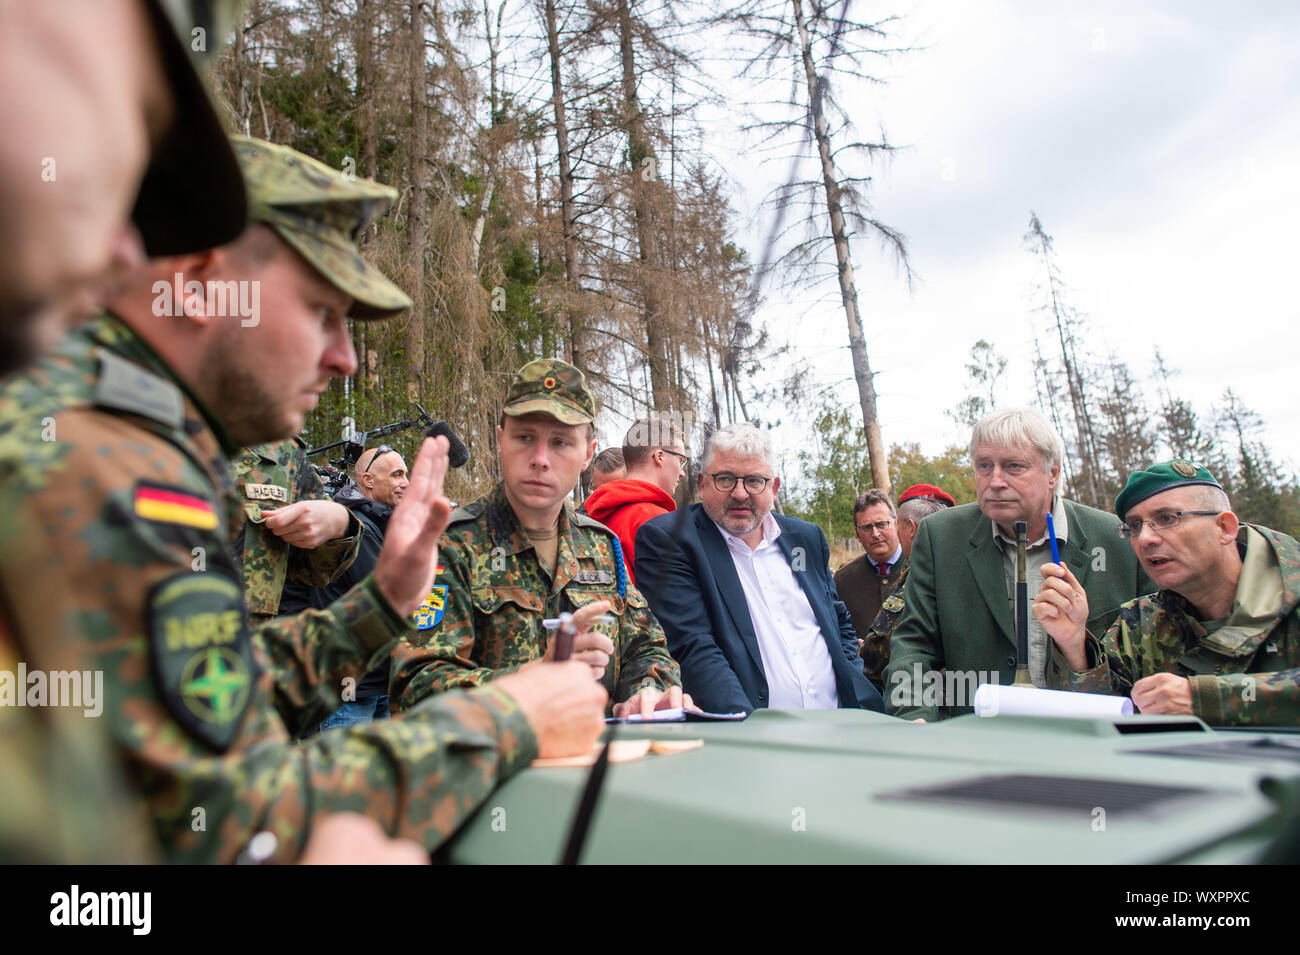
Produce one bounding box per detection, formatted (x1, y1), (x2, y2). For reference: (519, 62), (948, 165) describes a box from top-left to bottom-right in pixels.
(877, 773), (1216, 817)
(1132, 737), (1300, 765)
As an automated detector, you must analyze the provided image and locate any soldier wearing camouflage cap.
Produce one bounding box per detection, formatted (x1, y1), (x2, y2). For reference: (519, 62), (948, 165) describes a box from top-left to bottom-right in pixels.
(1038, 460), (1300, 726)
(391, 358), (688, 719)
(229, 135), (415, 628)
(0, 139), (607, 862)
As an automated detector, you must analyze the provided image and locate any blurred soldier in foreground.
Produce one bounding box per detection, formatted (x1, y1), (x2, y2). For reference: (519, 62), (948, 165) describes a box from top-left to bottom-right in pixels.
(0, 0), (244, 862)
(1037, 461), (1300, 726)
(391, 359), (685, 719)
(0, 137), (605, 863)
(0, 0), (245, 372)
(858, 484), (954, 690)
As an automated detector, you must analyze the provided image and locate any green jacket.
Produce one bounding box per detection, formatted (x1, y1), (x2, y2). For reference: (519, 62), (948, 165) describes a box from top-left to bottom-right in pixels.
(390, 482), (680, 712)
(883, 499), (1152, 720)
(232, 440), (361, 620)
(1049, 524), (1300, 727)
(0, 314), (537, 863)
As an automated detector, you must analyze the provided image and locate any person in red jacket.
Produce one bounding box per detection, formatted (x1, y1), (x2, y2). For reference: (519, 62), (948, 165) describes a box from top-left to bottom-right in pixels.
(583, 416), (688, 586)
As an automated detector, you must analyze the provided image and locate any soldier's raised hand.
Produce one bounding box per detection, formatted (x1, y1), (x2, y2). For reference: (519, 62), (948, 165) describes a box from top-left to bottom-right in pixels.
(373, 436), (453, 618)
(1031, 561), (1090, 671)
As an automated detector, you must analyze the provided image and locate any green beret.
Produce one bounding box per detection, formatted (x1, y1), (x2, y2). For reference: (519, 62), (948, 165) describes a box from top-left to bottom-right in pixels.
(1114, 460), (1223, 519)
(503, 359), (595, 425)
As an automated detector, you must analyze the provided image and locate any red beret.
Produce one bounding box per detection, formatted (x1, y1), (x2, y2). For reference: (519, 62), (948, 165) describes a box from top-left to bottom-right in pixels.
(899, 483), (955, 508)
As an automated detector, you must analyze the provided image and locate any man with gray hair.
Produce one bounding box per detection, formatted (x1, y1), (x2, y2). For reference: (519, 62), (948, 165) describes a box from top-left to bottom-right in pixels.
(635, 423), (883, 714)
(883, 408), (1151, 721)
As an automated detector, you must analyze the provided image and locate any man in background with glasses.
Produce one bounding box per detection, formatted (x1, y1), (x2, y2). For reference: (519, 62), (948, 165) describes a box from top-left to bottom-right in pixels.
(1036, 460), (1299, 726)
(582, 416), (689, 586)
(636, 422), (883, 715)
(835, 489), (906, 658)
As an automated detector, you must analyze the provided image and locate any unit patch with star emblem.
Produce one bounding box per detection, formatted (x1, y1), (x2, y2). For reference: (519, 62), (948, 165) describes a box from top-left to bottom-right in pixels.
(147, 571), (254, 752)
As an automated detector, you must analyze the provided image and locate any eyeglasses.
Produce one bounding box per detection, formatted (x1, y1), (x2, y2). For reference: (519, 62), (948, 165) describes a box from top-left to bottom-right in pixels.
(661, 448), (689, 470)
(708, 472), (772, 494)
(1117, 510), (1220, 539)
(363, 444), (394, 474)
(856, 519), (895, 535)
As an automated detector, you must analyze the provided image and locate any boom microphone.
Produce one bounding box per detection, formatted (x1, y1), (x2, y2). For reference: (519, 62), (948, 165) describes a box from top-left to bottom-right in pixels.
(425, 419), (470, 469)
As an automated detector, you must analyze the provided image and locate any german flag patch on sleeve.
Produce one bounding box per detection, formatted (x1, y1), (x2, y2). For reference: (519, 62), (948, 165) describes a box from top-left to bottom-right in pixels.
(133, 482), (219, 530)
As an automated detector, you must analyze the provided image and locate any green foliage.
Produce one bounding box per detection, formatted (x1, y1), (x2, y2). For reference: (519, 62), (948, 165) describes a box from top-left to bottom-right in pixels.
(787, 402), (975, 543)
(888, 442), (976, 505)
(787, 403), (871, 541)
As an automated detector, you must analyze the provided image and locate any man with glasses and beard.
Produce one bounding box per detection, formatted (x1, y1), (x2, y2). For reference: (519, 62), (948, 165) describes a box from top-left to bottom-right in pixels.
(635, 422), (883, 715)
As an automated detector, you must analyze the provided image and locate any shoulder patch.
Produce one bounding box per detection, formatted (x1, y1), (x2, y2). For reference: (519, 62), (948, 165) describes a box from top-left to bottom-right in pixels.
(134, 481), (219, 530)
(448, 500), (486, 526)
(93, 348), (184, 429)
(147, 571), (253, 752)
(570, 510), (613, 533)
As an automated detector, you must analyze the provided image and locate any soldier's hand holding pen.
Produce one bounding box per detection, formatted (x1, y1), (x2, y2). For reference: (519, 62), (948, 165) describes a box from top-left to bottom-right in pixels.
(542, 600), (616, 682)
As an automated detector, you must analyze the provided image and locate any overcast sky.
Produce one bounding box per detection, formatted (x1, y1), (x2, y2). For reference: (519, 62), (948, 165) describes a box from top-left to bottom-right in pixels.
(711, 0), (1300, 483)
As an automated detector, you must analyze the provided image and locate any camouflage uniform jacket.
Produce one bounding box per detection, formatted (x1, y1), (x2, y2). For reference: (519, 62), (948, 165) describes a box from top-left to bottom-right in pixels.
(0, 621), (155, 862)
(232, 439), (361, 620)
(391, 482), (680, 712)
(0, 313), (537, 863)
(861, 560), (909, 691)
(1050, 525), (1300, 726)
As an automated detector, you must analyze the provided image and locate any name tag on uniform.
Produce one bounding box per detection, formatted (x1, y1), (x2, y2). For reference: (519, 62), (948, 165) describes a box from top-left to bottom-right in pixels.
(573, 570), (614, 586)
(244, 484), (288, 502)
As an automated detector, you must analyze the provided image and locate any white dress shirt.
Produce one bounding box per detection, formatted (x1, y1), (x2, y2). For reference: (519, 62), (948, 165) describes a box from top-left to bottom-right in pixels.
(713, 513), (840, 709)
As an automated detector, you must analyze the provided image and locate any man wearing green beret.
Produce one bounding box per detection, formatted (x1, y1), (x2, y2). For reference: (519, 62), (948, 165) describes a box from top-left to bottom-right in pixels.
(391, 358), (688, 719)
(0, 137), (608, 862)
(1035, 460), (1300, 726)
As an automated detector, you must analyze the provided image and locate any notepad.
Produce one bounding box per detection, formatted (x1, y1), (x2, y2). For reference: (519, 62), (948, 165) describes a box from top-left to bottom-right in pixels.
(973, 683), (1134, 718)
(606, 707), (748, 723)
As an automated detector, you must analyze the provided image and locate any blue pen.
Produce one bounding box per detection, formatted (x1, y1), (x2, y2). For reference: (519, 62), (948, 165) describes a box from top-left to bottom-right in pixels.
(1046, 512), (1061, 565)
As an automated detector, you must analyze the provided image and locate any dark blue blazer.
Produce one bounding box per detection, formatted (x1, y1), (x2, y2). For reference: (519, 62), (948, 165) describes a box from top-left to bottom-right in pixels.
(635, 504), (883, 715)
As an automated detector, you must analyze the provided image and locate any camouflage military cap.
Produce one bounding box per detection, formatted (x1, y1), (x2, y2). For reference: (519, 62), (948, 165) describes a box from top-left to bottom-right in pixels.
(503, 359), (595, 425)
(1114, 459), (1223, 519)
(230, 136), (411, 319)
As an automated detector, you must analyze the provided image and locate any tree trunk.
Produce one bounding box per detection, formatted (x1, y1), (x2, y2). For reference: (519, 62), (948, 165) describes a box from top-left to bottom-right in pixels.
(542, 0), (590, 370)
(405, 0), (428, 403)
(616, 0), (672, 413)
(356, 0), (378, 182)
(792, 0), (889, 493)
